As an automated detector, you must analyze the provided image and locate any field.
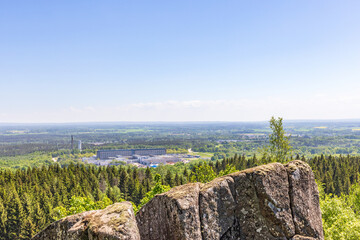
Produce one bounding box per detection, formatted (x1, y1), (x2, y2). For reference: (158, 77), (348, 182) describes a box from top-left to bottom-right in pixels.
(1, 121), (360, 169)
(190, 152), (213, 158)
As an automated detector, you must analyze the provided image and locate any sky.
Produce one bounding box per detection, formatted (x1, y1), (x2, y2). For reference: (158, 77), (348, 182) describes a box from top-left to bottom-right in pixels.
(1, 0), (360, 123)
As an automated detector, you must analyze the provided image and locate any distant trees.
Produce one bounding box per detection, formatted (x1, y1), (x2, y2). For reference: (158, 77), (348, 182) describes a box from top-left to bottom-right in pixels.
(308, 154), (360, 196)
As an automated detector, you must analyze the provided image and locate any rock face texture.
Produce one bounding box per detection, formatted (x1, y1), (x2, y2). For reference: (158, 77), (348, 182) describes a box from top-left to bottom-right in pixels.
(32, 202), (140, 240)
(33, 160), (324, 240)
(136, 182), (203, 240)
(286, 161), (323, 239)
(136, 160), (323, 240)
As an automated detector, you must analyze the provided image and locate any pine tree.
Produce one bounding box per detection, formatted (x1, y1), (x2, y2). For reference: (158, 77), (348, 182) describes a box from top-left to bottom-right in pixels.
(174, 173), (180, 186)
(165, 170), (173, 187)
(145, 167), (152, 181)
(0, 198), (7, 240)
(6, 190), (25, 239)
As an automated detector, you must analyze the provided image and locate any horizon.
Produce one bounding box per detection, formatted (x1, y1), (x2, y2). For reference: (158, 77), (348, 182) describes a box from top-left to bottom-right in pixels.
(2, 118), (360, 125)
(1, 1), (360, 122)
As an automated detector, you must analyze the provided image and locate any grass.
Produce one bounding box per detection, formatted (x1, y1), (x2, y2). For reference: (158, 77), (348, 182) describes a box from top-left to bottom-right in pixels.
(189, 152), (214, 158)
(90, 128), (152, 133)
(118, 128), (152, 133)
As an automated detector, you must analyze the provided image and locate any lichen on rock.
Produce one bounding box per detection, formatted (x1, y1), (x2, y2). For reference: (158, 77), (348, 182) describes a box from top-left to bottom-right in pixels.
(32, 201), (140, 240)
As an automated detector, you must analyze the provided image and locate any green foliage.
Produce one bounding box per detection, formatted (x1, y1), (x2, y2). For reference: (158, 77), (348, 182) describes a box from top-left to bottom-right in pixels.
(166, 148), (188, 154)
(52, 195), (113, 220)
(263, 117), (292, 163)
(0, 153), (53, 170)
(218, 165), (237, 177)
(134, 174), (171, 213)
(347, 183), (360, 213)
(191, 164), (217, 183)
(308, 155), (360, 196)
(320, 183), (360, 240)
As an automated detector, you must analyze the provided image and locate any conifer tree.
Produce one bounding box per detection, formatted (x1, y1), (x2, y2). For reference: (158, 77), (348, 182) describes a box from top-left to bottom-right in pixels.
(175, 173), (181, 186)
(165, 170), (173, 187)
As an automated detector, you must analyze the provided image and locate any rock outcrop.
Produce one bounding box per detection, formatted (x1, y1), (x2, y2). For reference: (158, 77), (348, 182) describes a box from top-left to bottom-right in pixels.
(32, 202), (140, 240)
(136, 182), (203, 240)
(33, 160), (324, 240)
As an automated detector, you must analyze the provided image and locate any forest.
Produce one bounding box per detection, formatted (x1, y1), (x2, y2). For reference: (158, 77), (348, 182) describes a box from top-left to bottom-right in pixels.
(1, 154), (360, 239)
(0, 121), (360, 239)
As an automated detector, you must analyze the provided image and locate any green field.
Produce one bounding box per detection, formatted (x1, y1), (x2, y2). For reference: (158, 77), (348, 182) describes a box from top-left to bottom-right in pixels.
(189, 152), (214, 158)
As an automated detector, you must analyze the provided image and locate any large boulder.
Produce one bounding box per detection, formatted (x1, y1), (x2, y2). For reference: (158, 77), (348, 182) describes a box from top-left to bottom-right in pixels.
(199, 176), (237, 239)
(286, 160), (324, 240)
(136, 182), (203, 240)
(227, 163), (295, 239)
(137, 161), (323, 240)
(32, 201), (140, 240)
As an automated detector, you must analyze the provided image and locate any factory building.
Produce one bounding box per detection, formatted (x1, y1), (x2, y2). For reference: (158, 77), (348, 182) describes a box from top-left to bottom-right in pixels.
(96, 148), (166, 160)
(139, 155), (181, 166)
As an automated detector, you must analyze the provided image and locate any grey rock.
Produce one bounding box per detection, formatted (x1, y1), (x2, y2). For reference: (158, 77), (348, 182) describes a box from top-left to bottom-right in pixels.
(199, 176), (236, 239)
(136, 182), (202, 240)
(32, 202), (140, 240)
(286, 160), (324, 240)
(292, 235), (317, 240)
(227, 163), (295, 239)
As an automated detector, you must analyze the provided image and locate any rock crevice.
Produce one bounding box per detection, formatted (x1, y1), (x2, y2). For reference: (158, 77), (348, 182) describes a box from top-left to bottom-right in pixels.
(33, 160), (324, 240)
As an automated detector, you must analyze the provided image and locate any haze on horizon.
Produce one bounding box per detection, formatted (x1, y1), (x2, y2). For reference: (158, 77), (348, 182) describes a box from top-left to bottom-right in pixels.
(1, 1), (360, 123)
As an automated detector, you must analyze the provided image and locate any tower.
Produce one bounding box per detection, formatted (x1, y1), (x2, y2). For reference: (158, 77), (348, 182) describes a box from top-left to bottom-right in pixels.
(71, 135), (74, 151)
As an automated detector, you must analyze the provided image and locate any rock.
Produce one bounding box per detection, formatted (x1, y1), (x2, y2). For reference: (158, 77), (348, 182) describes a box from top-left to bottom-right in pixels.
(199, 176), (236, 239)
(136, 183), (202, 240)
(286, 160), (324, 240)
(32, 201), (140, 240)
(137, 161), (323, 240)
(228, 163), (295, 239)
(292, 235), (317, 240)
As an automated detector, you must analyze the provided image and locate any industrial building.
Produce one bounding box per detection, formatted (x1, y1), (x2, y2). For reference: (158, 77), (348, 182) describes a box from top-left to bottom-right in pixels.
(138, 155), (181, 166)
(96, 148), (166, 160)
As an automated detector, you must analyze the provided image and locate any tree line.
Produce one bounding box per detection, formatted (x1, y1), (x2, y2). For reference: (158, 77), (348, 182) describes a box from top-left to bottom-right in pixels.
(1, 152), (360, 239)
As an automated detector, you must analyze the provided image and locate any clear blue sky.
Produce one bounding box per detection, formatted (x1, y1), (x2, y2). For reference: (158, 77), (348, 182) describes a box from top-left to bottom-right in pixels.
(1, 1), (360, 122)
